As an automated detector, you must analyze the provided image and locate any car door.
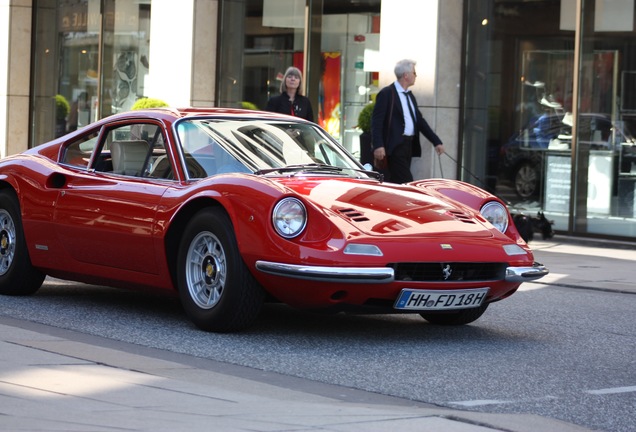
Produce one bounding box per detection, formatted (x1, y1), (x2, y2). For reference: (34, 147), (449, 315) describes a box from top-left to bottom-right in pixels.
(53, 121), (175, 274)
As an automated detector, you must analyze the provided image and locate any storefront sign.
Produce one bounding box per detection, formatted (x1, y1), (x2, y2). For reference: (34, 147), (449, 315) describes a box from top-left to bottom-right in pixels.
(545, 154), (571, 213)
(58, 3), (97, 33)
(544, 152), (612, 215)
(587, 151), (612, 214)
(263, 0), (304, 28)
(58, 2), (139, 33)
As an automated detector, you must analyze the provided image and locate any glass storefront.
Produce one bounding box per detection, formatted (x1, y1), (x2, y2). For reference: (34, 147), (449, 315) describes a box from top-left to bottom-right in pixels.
(463, 0), (636, 239)
(26, 0), (635, 240)
(217, 0), (381, 157)
(31, 0), (383, 159)
(31, 0), (151, 144)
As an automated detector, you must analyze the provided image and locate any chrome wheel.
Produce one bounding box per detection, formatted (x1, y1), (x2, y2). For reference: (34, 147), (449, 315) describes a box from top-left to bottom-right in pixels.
(0, 190), (45, 295)
(185, 231), (227, 309)
(177, 207), (265, 332)
(514, 163), (538, 199)
(0, 209), (16, 276)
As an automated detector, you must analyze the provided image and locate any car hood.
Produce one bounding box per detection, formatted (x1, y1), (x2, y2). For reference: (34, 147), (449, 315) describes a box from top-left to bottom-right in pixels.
(279, 178), (495, 238)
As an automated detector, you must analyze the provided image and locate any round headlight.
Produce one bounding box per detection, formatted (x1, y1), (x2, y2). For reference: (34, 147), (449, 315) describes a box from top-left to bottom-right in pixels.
(272, 198), (307, 238)
(480, 201), (509, 233)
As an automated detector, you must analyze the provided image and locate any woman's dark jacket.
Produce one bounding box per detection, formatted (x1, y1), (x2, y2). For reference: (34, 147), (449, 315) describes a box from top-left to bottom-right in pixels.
(266, 93), (314, 122)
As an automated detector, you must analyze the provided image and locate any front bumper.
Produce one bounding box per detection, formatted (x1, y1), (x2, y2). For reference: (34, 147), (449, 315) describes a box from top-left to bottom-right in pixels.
(255, 260), (549, 284)
(504, 262), (549, 282)
(255, 261), (394, 283)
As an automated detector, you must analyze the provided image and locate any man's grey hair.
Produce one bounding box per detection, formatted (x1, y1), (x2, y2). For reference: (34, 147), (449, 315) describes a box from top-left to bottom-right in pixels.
(394, 59), (416, 79)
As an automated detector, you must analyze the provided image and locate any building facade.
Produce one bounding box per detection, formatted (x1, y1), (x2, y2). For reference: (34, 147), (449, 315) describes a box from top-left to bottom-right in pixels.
(1, 0), (635, 241)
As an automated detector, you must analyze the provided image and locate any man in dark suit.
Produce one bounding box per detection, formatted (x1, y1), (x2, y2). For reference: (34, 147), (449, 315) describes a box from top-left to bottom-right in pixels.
(371, 59), (445, 183)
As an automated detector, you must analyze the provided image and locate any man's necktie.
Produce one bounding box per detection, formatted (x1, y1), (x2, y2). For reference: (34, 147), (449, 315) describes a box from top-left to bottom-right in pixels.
(404, 91), (417, 124)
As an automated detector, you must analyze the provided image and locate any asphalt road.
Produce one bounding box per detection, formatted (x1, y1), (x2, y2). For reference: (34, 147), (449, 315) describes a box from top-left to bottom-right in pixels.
(1, 276), (634, 432)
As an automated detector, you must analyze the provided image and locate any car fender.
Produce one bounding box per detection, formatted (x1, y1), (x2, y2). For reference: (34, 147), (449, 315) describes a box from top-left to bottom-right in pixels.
(161, 174), (304, 266)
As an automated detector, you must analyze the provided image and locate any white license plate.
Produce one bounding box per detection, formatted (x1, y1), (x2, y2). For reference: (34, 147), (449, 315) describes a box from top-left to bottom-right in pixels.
(394, 288), (489, 311)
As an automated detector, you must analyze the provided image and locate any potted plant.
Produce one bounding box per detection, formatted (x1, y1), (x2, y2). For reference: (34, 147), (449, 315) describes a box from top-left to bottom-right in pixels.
(131, 97), (169, 110)
(241, 101), (258, 110)
(55, 94), (70, 137)
(357, 102), (374, 165)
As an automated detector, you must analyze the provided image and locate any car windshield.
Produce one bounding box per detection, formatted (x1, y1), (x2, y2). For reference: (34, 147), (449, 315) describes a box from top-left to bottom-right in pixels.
(175, 118), (372, 179)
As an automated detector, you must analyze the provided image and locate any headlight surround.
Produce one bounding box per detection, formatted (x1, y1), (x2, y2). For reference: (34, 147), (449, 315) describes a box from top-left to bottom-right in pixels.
(480, 201), (509, 233)
(272, 197), (307, 238)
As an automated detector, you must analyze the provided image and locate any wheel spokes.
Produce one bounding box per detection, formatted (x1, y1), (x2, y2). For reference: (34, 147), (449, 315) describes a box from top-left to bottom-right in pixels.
(186, 231), (227, 309)
(0, 210), (16, 275)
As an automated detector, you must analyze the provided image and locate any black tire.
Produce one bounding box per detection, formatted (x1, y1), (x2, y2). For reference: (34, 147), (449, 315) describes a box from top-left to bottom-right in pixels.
(420, 303), (489, 326)
(514, 162), (539, 199)
(0, 190), (45, 295)
(176, 207), (264, 332)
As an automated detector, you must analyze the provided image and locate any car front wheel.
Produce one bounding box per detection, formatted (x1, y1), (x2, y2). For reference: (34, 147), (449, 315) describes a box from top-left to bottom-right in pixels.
(419, 303), (489, 325)
(177, 207), (264, 332)
(0, 190), (45, 296)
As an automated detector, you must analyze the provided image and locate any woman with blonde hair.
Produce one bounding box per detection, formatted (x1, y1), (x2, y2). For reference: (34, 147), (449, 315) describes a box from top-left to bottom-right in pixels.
(266, 66), (314, 121)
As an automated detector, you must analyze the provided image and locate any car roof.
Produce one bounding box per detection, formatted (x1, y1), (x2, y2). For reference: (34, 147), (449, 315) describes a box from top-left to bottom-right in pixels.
(23, 107), (312, 160)
(119, 107), (305, 123)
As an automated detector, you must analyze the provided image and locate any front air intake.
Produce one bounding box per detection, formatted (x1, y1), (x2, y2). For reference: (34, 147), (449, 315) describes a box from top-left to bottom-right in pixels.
(389, 262), (507, 282)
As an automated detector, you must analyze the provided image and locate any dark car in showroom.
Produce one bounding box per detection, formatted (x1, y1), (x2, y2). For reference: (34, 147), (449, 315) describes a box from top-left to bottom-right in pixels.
(500, 112), (636, 199)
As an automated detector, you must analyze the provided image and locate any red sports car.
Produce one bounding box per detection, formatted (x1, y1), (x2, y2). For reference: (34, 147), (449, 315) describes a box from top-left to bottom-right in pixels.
(0, 108), (547, 332)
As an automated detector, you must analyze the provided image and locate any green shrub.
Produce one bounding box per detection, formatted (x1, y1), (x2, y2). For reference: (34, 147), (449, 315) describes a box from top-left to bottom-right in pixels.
(131, 97), (169, 110)
(357, 102), (374, 133)
(55, 94), (70, 120)
(241, 101), (258, 110)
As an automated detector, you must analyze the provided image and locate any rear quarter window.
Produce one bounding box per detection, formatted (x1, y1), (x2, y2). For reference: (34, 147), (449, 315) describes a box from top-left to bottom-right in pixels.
(61, 132), (100, 168)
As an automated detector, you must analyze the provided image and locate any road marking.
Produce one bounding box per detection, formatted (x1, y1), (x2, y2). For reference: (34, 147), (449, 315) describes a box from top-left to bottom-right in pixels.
(586, 386), (636, 395)
(517, 282), (548, 291)
(449, 396), (557, 407)
(449, 399), (511, 407)
(450, 388), (636, 408)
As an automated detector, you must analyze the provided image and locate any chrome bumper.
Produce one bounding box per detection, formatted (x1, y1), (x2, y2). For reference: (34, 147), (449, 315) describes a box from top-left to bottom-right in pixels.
(505, 262), (549, 282)
(256, 260), (549, 284)
(255, 260), (394, 283)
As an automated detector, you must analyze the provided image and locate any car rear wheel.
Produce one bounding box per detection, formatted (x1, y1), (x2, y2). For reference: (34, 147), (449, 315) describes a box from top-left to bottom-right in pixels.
(0, 190), (45, 296)
(177, 207), (264, 332)
(514, 162), (539, 199)
(419, 303), (489, 325)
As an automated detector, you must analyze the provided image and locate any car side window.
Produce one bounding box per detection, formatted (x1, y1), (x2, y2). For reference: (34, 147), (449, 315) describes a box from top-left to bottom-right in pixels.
(94, 123), (173, 179)
(61, 131), (99, 169)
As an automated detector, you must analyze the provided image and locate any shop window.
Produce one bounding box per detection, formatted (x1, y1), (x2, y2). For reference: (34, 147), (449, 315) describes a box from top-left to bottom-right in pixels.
(463, 0), (636, 239)
(31, 0), (152, 145)
(218, 0), (381, 158)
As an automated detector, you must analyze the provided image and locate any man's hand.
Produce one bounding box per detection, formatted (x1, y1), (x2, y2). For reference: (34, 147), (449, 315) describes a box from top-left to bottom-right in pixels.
(435, 144), (445, 155)
(373, 147), (386, 160)
(373, 147), (387, 170)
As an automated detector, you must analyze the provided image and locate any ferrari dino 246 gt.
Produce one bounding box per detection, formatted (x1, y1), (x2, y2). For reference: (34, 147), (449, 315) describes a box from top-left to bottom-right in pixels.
(0, 108), (548, 331)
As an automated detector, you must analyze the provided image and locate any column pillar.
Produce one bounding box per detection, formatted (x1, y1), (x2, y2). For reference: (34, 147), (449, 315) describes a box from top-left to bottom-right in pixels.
(1, 0), (33, 157)
(377, 0), (462, 180)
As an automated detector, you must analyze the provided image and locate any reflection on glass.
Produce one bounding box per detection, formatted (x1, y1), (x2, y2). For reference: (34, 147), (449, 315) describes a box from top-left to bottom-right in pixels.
(175, 118), (366, 179)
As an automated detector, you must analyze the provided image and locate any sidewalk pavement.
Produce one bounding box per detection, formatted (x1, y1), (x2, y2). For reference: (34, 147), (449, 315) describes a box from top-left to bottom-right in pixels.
(1, 237), (634, 432)
(529, 236), (636, 294)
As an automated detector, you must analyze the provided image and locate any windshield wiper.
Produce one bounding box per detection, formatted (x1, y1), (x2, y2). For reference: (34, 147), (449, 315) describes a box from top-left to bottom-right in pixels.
(255, 163), (344, 175)
(255, 163), (383, 181)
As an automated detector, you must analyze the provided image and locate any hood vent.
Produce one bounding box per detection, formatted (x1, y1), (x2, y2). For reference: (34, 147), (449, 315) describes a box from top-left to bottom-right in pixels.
(446, 209), (476, 224)
(337, 208), (370, 222)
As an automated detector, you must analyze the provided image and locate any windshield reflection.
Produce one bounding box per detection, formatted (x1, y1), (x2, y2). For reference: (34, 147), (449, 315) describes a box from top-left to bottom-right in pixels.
(175, 118), (366, 179)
